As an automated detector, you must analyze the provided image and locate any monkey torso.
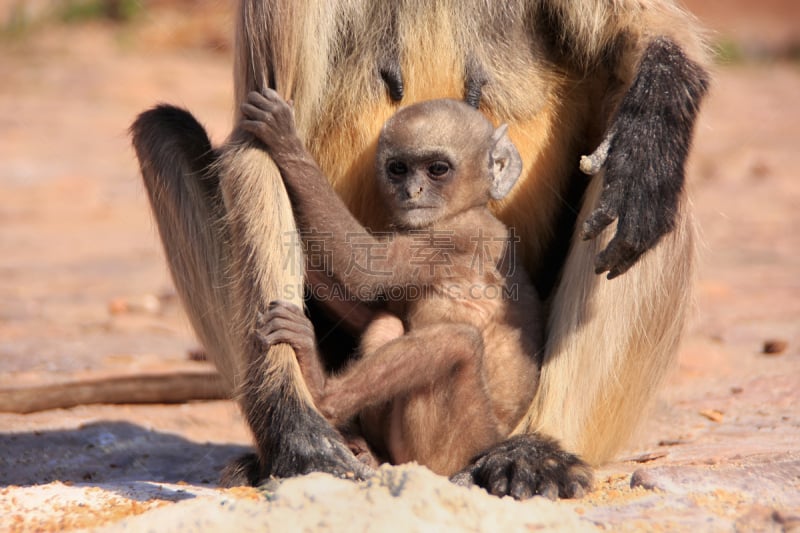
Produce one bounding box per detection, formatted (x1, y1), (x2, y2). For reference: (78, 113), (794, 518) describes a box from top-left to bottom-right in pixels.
(258, 2), (607, 287)
(392, 209), (543, 432)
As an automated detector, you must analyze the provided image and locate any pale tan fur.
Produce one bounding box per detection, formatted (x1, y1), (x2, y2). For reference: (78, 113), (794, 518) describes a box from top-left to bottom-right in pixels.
(134, 149), (239, 388)
(185, 0), (707, 464)
(513, 178), (696, 464)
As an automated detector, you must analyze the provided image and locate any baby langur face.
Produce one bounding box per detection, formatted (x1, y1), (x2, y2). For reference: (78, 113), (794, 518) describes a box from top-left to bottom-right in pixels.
(376, 100), (500, 229)
(379, 148), (464, 229)
(375, 99), (506, 230)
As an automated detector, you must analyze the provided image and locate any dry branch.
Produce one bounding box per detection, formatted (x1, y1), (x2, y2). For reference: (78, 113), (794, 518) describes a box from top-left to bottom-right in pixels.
(0, 370), (228, 414)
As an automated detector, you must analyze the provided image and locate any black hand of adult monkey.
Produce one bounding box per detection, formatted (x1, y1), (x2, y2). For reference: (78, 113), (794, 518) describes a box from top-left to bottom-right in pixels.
(451, 434), (593, 500)
(580, 38), (709, 279)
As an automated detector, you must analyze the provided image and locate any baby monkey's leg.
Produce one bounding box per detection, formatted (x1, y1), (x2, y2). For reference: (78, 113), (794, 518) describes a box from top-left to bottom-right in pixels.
(323, 323), (504, 474)
(360, 311), (404, 355)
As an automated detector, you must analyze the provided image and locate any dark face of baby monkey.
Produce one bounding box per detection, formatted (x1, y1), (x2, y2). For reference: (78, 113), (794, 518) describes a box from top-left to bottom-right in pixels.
(375, 99), (522, 230)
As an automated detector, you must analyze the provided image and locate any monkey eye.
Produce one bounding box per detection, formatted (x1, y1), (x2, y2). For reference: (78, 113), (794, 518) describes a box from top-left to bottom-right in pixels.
(387, 160), (408, 177)
(427, 161), (450, 178)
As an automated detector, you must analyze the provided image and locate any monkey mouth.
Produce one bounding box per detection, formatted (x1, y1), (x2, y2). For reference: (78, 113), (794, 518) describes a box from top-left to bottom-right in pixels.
(398, 205), (438, 220)
(393, 204), (439, 229)
(398, 203), (436, 211)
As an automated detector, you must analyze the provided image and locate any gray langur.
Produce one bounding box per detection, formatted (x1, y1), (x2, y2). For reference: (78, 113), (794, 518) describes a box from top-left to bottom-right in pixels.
(130, 0), (709, 499)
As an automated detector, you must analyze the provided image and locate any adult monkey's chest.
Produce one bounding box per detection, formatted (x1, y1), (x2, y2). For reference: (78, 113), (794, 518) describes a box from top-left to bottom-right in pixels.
(294, 2), (595, 275)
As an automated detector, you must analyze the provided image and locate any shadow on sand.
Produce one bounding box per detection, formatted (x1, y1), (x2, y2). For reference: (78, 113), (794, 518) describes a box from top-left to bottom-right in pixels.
(0, 421), (252, 501)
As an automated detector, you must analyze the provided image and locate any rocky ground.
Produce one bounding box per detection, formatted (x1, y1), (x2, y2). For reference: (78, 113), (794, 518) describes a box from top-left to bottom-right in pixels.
(0, 3), (798, 531)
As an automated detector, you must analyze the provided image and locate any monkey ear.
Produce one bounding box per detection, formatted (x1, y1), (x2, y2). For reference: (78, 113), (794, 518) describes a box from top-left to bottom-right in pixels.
(489, 124), (523, 200)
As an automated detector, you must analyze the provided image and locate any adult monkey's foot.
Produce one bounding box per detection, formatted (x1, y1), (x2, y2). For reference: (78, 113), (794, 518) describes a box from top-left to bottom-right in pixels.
(451, 433), (593, 500)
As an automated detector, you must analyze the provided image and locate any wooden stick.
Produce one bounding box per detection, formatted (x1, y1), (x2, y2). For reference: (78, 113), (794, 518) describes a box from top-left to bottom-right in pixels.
(0, 371), (229, 414)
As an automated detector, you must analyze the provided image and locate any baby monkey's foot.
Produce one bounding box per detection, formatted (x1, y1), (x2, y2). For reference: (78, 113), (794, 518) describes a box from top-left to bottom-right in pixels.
(255, 300), (326, 403)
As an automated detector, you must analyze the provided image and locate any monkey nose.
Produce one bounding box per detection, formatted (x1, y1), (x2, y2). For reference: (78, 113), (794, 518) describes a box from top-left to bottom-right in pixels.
(407, 186), (423, 199)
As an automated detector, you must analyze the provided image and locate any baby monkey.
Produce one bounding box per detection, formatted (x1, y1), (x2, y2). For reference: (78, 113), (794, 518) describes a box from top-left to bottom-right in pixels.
(241, 92), (542, 476)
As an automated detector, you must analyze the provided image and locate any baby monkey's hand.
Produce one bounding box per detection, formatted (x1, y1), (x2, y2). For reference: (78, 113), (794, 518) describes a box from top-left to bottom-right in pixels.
(241, 88), (300, 157)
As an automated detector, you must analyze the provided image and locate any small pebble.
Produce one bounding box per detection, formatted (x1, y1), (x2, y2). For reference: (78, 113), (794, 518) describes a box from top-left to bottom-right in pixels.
(699, 409), (724, 423)
(762, 339), (787, 355)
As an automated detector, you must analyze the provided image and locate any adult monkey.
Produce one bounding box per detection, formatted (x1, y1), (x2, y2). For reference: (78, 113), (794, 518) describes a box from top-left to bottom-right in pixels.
(131, 1), (709, 499)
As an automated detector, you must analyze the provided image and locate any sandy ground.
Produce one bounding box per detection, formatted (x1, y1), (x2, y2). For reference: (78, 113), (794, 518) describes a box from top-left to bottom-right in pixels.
(0, 3), (798, 531)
